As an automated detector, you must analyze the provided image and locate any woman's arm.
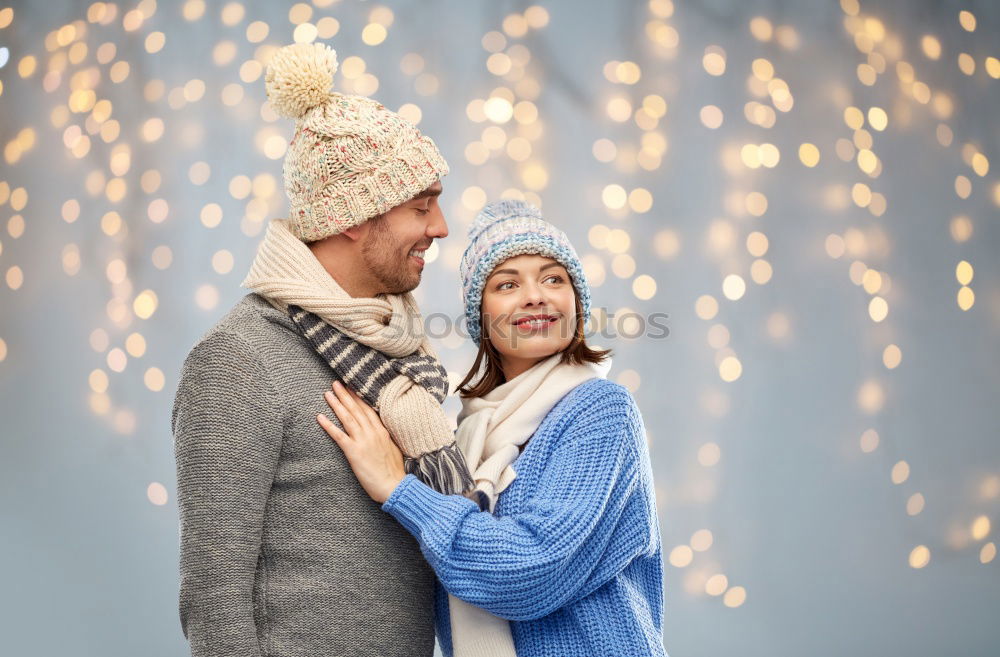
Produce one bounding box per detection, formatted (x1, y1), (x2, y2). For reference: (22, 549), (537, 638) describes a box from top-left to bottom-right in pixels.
(381, 383), (655, 621)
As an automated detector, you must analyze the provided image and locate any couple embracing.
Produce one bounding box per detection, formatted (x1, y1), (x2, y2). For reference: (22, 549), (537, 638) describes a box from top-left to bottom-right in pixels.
(172, 42), (667, 657)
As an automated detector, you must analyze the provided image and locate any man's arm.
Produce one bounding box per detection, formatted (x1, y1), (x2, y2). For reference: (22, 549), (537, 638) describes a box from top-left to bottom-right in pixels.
(172, 331), (283, 657)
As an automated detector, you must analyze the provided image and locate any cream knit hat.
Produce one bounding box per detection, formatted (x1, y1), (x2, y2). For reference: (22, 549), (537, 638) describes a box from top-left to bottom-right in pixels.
(264, 42), (450, 242)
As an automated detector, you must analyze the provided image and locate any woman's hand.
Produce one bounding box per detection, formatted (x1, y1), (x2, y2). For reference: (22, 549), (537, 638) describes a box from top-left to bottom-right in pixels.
(317, 381), (407, 504)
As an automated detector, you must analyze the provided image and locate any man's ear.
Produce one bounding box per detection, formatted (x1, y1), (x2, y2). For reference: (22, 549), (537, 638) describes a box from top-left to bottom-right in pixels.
(341, 223), (367, 242)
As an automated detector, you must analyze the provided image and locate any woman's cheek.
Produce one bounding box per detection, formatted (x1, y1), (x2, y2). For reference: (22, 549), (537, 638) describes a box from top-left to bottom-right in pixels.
(557, 291), (576, 320)
(482, 310), (511, 346)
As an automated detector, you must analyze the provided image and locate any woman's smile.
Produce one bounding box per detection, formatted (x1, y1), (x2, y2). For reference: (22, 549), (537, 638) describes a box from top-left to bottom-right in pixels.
(512, 314), (560, 332)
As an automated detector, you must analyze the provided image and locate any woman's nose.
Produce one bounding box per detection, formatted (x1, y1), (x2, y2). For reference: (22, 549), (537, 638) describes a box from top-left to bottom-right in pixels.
(520, 285), (545, 306)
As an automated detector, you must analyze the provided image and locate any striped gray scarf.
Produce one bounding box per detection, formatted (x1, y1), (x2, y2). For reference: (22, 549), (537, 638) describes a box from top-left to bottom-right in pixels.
(290, 304), (485, 504)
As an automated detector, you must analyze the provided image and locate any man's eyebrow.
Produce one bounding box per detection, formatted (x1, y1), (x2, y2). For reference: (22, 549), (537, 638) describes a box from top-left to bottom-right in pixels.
(409, 186), (443, 201)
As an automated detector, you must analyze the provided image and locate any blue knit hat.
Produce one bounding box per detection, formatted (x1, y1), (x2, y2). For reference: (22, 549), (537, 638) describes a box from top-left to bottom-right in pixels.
(459, 200), (591, 345)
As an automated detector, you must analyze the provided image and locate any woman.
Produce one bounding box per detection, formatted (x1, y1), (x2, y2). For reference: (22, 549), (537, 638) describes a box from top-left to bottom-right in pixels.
(317, 200), (666, 656)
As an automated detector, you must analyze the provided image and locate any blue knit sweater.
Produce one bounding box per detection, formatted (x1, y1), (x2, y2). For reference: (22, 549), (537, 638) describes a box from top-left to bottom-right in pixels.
(382, 378), (667, 656)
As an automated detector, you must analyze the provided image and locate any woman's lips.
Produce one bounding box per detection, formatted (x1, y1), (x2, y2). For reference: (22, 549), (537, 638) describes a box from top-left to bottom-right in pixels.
(512, 315), (559, 330)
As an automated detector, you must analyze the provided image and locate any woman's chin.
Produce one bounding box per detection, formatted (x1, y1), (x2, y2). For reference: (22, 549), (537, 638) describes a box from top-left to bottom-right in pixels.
(506, 340), (569, 362)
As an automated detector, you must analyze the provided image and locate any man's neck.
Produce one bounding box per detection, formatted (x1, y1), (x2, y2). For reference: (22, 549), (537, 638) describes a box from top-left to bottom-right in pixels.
(330, 271), (379, 298)
(307, 240), (379, 298)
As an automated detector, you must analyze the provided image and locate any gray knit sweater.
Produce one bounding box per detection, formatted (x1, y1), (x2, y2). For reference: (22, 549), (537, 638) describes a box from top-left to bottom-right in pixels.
(171, 293), (436, 657)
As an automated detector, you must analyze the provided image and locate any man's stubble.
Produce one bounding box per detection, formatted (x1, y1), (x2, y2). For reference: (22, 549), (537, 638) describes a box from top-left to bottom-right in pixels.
(361, 215), (421, 295)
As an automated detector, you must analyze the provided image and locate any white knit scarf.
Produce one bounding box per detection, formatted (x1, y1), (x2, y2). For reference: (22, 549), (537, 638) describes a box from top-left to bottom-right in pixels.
(242, 218), (431, 358)
(447, 353), (611, 657)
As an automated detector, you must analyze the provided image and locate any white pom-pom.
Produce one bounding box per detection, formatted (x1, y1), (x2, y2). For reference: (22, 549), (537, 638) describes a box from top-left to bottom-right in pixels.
(265, 43), (338, 119)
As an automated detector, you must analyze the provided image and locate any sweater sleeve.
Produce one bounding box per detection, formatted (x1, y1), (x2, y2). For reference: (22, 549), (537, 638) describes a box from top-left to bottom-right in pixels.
(381, 383), (651, 622)
(171, 331), (283, 656)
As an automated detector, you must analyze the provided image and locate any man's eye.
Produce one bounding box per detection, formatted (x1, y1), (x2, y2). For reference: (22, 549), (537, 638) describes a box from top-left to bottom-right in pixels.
(415, 208), (430, 216)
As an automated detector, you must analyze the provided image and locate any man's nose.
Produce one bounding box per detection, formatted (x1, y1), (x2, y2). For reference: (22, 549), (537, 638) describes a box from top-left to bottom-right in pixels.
(427, 205), (448, 239)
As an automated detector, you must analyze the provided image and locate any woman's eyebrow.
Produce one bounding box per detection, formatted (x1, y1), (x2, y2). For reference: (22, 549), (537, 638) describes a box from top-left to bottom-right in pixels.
(490, 263), (564, 280)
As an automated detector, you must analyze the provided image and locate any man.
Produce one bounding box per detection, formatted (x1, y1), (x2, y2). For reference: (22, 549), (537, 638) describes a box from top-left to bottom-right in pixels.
(172, 42), (473, 657)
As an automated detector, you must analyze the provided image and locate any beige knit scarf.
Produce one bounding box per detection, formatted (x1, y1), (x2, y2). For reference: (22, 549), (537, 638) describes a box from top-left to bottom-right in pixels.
(241, 218), (472, 483)
(242, 218), (427, 357)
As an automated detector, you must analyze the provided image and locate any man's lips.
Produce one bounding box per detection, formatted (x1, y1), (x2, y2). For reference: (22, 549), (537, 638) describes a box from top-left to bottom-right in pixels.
(408, 244), (431, 265)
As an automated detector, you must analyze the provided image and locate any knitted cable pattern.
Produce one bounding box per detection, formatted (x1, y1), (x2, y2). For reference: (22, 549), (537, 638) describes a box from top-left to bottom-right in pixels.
(265, 42), (449, 242)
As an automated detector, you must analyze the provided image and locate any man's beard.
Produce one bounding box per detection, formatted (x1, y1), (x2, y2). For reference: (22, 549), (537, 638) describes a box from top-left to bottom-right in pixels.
(361, 216), (421, 295)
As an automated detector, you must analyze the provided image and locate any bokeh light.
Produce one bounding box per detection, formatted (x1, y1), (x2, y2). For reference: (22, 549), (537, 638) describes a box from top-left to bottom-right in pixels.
(1, 3), (998, 656)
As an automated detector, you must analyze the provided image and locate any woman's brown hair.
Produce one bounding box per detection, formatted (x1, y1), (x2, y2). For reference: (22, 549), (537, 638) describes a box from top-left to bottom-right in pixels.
(457, 292), (611, 398)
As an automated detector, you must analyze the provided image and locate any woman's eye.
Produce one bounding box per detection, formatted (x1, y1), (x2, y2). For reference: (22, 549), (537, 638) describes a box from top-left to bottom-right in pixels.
(415, 208), (430, 216)
(496, 281), (515, 290)
(543, 275), (564, 284)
